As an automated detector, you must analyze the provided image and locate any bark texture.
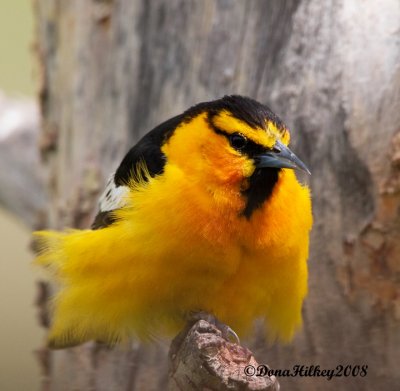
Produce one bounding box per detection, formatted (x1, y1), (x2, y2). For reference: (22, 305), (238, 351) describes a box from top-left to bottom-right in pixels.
(168, 320), (278, 391)
(34, 0), (400, 390)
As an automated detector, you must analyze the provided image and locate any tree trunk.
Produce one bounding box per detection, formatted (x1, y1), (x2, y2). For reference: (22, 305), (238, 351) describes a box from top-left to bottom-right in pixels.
(34, 0), (400, 390)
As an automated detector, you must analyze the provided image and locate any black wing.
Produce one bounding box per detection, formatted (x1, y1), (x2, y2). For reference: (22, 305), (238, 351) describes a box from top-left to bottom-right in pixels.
(91, 114), (183, 229)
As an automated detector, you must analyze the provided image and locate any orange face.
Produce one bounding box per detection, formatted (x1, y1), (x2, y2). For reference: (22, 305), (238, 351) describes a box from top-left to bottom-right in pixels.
(162, 108), (307, 218)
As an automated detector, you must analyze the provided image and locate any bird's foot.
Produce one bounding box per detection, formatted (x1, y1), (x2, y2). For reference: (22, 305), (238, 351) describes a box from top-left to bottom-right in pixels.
(188, 311), (240, 344)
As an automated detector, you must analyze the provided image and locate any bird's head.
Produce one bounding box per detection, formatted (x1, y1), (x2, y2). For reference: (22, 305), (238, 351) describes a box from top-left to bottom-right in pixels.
(161, 95), (310, 217)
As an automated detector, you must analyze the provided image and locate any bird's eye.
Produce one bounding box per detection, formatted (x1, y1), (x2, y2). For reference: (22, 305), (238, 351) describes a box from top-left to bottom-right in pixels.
(229, 133), (247, 150)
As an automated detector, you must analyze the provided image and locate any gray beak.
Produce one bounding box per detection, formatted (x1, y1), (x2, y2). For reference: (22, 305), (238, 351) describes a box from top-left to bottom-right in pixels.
(254, 140), (311, 175)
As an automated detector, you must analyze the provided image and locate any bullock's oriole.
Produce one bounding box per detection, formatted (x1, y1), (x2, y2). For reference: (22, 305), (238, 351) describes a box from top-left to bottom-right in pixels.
(34, 95), (312, 348)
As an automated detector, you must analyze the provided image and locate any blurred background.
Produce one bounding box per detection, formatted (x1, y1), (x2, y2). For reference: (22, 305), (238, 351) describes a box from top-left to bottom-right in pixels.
(0, 1), (43, 391)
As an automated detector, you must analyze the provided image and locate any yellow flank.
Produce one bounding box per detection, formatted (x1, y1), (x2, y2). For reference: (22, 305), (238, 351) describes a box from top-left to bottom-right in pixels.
(34, 97), (312, 348)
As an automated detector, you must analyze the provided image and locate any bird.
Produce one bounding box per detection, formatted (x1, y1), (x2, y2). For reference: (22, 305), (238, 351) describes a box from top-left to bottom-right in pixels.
(34, 95), (312, 349)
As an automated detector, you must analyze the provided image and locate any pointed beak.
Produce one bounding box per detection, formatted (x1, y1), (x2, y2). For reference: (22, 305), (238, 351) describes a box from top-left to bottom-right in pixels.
(254, 140), (311, 175)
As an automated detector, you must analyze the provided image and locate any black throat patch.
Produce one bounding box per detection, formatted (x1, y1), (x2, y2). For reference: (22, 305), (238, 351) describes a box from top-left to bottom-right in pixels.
(241, 168), (280, 219)
(206, 110), (282, 219)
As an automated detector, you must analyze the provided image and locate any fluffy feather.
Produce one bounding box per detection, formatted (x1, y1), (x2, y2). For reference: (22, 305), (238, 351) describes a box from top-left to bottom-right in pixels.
(34, 96), (312, 348)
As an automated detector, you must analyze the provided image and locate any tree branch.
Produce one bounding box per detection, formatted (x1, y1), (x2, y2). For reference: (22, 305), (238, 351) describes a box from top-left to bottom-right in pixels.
(168, 319), (279, 391)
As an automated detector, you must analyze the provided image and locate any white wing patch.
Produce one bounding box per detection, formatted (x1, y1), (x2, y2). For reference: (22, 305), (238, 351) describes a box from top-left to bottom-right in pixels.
(98, 173), (130, 212)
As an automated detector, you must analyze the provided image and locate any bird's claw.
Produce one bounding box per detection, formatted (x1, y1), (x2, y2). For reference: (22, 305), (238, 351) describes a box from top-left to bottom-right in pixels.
(188, 311), (240, 344)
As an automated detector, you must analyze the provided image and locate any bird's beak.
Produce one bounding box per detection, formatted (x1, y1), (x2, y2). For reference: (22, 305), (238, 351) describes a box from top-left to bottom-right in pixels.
(254, 140), (311, 175)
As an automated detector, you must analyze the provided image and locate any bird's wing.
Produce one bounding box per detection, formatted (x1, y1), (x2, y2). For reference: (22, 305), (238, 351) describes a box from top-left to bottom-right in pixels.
(91, 173), (130, 229)
(91, 114), (185, 230)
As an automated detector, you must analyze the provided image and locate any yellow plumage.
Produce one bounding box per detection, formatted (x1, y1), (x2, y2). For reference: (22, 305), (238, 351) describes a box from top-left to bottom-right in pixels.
(34, 96), (312, 348)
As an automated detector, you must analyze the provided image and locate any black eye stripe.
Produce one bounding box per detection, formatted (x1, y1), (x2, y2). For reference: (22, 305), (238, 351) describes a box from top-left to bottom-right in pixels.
(239, 138), (267, 157)
(207, 113), (269, 157)
(216, 129), (266, 157)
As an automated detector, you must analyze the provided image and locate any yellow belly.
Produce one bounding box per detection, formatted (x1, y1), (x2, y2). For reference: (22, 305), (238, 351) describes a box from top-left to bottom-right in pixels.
(35, 166), (312, 346)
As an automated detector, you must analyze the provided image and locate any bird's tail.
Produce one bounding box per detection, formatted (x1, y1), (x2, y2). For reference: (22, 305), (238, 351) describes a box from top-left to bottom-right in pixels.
(33, 227), (151, 348)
